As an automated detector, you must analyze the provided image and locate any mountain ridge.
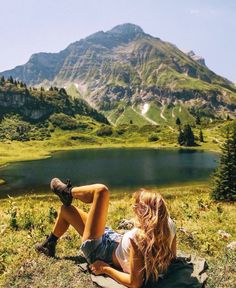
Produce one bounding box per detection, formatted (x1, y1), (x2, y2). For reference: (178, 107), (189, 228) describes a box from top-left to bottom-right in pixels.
(0, 77), (108, 124)
(1, 23), (236, 124)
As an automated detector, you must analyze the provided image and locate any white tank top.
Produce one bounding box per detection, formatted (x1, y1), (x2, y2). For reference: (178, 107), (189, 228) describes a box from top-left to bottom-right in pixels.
(115, 217), (176, 273)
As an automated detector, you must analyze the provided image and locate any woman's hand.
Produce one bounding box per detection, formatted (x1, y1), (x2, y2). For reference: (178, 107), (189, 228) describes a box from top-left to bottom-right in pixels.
(89, 260), (110, 275)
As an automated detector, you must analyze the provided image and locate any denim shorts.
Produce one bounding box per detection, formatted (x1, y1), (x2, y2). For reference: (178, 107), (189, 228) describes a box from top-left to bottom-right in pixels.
(80, 227), (122, 264)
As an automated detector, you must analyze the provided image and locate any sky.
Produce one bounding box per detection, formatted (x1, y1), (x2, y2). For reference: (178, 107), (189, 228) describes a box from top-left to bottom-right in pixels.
(1, 0), (235, 82)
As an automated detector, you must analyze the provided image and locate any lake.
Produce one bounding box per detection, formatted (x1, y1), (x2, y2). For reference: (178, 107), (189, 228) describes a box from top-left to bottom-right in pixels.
(0, 148), (218, 198)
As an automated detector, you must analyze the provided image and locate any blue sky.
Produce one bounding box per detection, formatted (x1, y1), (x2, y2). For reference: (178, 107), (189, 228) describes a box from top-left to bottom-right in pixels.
(1, 0), (235, 82)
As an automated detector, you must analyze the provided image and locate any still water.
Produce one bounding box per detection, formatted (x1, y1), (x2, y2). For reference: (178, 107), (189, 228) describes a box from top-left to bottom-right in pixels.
(0, 148), (218, 197)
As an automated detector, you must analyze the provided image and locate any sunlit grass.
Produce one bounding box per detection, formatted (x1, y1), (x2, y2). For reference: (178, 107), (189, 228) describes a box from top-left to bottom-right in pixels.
(0, 184), (235, 287)
(0, 120), (225, 168)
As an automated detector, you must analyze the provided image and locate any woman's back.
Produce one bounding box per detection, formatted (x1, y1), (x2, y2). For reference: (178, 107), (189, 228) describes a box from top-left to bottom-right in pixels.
(115, 217), (176, 273)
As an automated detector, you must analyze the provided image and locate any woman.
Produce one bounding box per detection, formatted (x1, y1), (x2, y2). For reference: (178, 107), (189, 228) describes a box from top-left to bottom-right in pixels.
(36, 178), (176, 288)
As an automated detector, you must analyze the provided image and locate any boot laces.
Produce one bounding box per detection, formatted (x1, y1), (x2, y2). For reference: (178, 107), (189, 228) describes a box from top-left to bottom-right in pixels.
(66, 179), (72, 188)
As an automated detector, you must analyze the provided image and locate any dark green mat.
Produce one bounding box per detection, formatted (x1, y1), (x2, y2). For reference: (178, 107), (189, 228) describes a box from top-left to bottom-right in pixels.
(78, 251), (208, 288)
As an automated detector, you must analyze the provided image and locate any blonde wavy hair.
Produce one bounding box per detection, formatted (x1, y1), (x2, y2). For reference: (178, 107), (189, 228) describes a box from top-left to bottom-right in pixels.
(133, 189), (174, 282)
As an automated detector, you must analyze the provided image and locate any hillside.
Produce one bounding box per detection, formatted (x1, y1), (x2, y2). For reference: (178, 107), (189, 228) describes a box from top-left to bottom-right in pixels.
(1, 23), (236, 126)
(0, 76), (108, 141)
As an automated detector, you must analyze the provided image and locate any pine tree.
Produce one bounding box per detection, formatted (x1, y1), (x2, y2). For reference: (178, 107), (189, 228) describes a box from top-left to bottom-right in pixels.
(178, 130), (184, 145)
(0, 75), (5, 84)
(183, 124), (195, 146)
(39, 92), (44, 101)
(196, 115), (201, 125)
(176, 117), (181, 126)
(211, 126), (236, 201)
(59, 88), (67, 94)
(8, 76), (14, 84)
(199, 129), (204, 142)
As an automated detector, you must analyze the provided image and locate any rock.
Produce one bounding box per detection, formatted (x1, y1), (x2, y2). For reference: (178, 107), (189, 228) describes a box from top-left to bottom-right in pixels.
(179, 227), (194, 239)
(186, 50), (207, 67)
(117, 219), (134, 230)
(1, 224), (7, 234)
(1, 24), (235, 120)
(116, 229), (126, 235)
(217, 230), (232, 240)
(226, 241), (236, 250)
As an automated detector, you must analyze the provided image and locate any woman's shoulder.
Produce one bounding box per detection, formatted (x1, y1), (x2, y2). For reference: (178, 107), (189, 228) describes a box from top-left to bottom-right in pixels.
(124, 227), (139, 238)
(121, 227), (140, 244)
(168, 217), (176, 236)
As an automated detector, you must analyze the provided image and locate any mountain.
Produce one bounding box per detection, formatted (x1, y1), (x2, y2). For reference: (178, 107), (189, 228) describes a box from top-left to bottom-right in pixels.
(1, 23), (236, 126)
(186, 50), (206, 67)
(0, 77), (108, 124)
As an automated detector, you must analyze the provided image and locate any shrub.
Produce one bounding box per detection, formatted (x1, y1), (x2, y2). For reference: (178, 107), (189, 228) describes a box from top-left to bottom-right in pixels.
(0, 115), (51, 141)
(139, 125), (160, 134)
(148, 134), (159, 142)
(48, 207), (58, 224)
(96, 126), (113, 137)
(116, 128), (126, 135)
(70, 135), (96, 143)
(49, 113), (77, 130)
(6, 198), (18, 230)
(22, 212), (34, 230)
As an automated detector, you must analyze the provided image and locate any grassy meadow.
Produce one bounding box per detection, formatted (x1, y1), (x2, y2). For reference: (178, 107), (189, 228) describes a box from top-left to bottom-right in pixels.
(0, 118), (235, 287)
(0, 184), (235, 287)
(0, 115), (229, 169)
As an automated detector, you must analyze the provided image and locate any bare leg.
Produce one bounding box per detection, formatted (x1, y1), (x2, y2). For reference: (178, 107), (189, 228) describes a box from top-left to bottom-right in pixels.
(52, 184), (109, 242)
(36, 183), (109, 257)
(52, 205), (88, 238)
(71, 184), (109, 241)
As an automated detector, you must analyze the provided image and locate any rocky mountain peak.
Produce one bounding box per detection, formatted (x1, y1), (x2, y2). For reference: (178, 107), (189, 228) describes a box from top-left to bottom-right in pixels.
(84, 23), (145, 48)
(108, 23), (144, 35)
(186, 50), (206, 67)
(1, 23), (236, 121)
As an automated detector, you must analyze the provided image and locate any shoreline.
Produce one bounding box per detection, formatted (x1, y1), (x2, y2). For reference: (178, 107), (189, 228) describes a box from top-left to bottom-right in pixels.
(0, 140), (220, 170)
(0, 181), (210, 200)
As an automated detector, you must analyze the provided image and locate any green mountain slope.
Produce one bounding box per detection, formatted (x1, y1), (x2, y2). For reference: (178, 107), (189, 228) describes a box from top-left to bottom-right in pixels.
(0, 77), (108, 123)
(1, 23), (236, 124)
(0, 77), (109, 140)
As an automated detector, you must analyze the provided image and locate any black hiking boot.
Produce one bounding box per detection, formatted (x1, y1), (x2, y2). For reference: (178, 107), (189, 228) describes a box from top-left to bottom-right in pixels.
(35, 237), (57, 257)
(50, 178), (73, 206)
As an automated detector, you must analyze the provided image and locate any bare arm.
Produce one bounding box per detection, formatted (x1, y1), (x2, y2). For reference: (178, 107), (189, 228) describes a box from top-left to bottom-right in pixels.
(90, 239), (144, 288)
(171, 235), (177, 258)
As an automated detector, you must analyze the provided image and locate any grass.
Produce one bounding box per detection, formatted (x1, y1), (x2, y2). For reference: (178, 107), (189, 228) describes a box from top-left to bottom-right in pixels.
(66, 84), (82, 99)
(145, 104), (163, 125)
(0, 184), (235, 287)
(116, 107), (150, 126)
(173, 105), (196, 125)
(144, 103), (195, 127)
(0, 118), (228, 168)
(0, 179), (6, 185)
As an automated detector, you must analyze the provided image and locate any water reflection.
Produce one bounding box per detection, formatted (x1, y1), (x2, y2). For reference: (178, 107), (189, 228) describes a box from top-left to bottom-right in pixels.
(0, 148), (218, 198)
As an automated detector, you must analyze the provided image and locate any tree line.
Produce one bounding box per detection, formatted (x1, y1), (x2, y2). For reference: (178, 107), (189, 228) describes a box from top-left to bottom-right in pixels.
(176, 116), (203, 147)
